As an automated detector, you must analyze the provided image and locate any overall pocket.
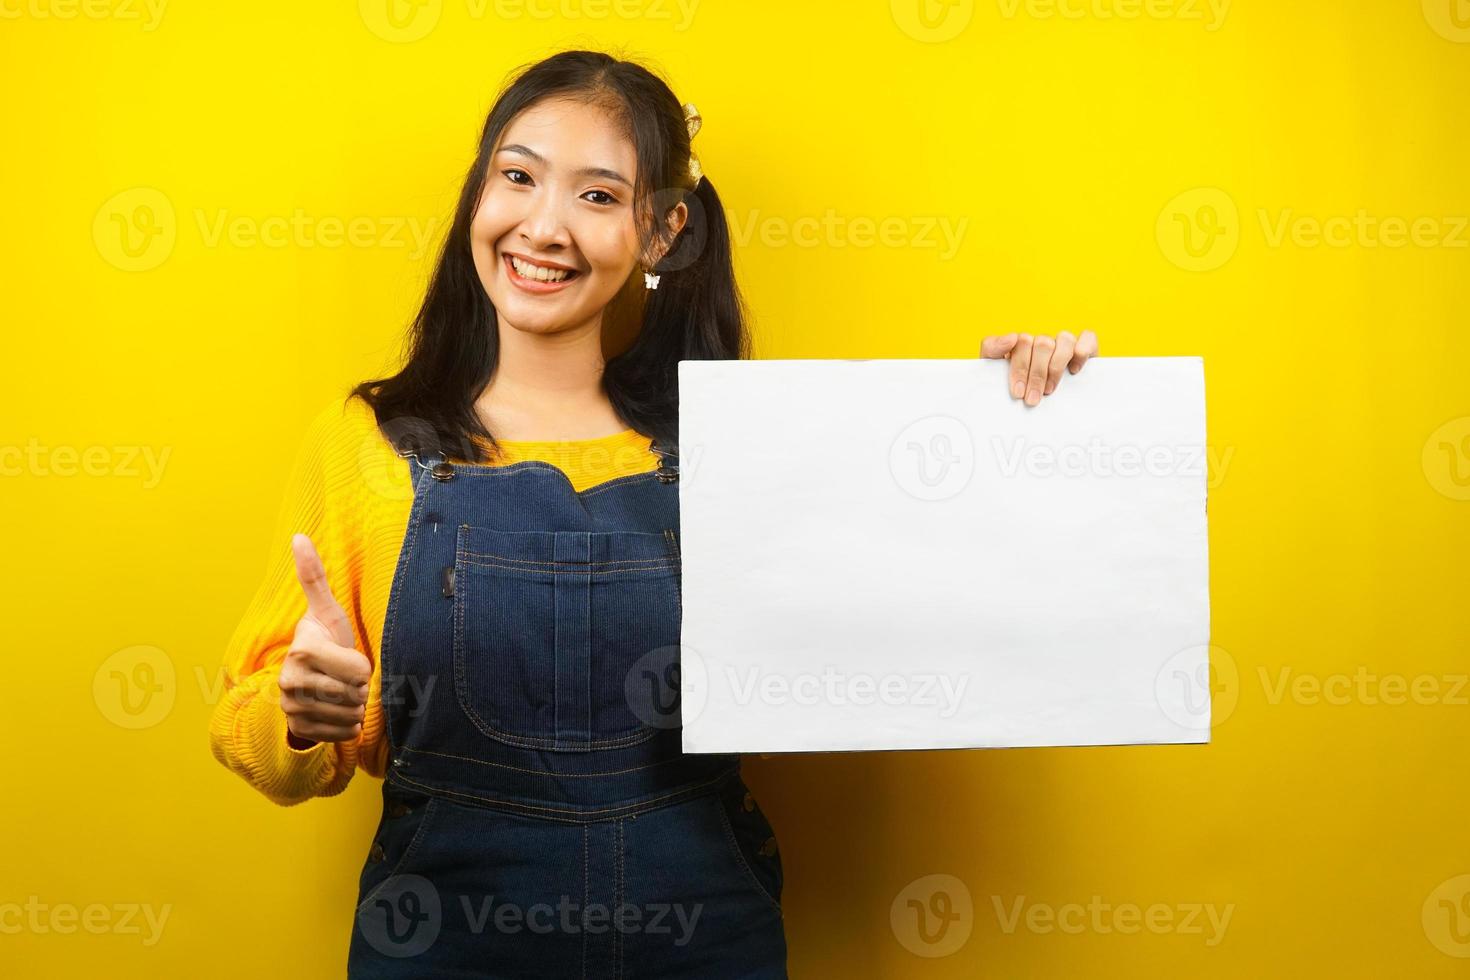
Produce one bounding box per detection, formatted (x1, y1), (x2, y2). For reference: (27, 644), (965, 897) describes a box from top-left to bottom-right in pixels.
(709, 775), (785, 915)
(354, 788), (441, 918)
(452, 525), (683, 751)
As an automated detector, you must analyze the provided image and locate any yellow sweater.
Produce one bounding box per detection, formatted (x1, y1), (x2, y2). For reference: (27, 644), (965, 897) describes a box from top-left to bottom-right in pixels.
(208, 395), (663, 806)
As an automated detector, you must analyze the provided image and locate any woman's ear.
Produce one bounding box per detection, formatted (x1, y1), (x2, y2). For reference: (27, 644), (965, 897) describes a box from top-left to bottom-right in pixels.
(644, 201), (690, 266)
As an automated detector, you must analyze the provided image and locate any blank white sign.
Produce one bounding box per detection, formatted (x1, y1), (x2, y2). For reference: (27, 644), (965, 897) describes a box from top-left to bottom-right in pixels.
(675, 357), (1211, 753)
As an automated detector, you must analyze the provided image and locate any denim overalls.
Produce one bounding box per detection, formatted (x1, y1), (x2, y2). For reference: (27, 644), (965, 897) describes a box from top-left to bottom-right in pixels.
(346, 437), (789, 978)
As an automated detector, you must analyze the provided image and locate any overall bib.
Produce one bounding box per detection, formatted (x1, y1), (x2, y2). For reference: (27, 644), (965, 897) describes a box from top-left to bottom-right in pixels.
(346, 439), (789, 978)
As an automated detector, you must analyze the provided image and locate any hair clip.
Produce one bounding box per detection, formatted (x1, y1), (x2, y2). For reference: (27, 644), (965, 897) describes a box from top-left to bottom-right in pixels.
(682, 102), (703, 183)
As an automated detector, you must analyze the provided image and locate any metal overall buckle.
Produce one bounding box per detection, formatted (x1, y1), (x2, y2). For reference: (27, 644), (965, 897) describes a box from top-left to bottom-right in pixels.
(395, 437), (456, 482)
(649, 438), (679, 483)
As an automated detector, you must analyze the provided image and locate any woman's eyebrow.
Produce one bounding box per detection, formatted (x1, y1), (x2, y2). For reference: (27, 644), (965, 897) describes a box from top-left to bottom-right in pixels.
(497, 143), (632, 187)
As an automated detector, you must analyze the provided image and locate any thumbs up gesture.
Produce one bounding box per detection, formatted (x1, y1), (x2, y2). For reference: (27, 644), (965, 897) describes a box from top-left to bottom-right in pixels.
(279, 533), (373, 749)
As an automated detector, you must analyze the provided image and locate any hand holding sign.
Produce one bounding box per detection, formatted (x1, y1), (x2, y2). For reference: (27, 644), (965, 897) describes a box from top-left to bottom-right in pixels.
(279, 533), (373, 749)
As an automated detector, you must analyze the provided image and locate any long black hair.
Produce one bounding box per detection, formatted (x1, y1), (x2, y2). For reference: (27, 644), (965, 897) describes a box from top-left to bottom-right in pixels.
(347, 48), (748, 462)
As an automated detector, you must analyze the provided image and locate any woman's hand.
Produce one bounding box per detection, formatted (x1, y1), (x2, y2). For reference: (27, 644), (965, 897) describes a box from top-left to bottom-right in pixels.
(980, 330), (1099, 406)
(279, 533), (373, 749)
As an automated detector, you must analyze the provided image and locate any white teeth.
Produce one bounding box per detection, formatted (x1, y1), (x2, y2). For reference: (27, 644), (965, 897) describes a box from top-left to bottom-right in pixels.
(509, 255), (572, 282)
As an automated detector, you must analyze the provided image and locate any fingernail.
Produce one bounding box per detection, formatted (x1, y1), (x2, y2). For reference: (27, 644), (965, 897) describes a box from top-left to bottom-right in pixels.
(1025, 391), (1040, 406)
(1012, 382), (1025, 399)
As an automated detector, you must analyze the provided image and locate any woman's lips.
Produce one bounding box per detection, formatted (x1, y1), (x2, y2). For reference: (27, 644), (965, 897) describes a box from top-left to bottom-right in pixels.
(503, 253), (579, 294)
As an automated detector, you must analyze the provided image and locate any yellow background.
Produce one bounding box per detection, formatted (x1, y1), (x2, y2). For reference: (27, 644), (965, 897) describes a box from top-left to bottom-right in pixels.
(3, 0), (1468, 975)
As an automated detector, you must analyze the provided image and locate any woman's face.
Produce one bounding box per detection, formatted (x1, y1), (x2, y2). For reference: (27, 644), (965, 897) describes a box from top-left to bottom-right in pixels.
(471, 97), (658, 337)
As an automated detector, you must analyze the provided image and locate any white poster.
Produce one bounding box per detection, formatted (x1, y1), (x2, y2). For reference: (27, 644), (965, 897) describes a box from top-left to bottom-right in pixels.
(676, 357), (1212, 753)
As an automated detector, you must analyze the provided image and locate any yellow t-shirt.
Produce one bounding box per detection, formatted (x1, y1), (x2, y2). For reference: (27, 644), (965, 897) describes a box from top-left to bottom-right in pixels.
(207, 396), (662, 806)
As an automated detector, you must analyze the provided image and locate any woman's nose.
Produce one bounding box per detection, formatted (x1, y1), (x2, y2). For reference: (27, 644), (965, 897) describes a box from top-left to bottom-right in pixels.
(519, 190), (572, 248)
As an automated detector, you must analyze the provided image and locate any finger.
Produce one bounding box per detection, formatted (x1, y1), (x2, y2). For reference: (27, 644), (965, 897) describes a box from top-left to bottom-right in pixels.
(281, 693), (365, 728)
(290, 627), (373, 692)
(280, 654), (368, 706)
(291, 533), (356, 649)
(1009, 334), (1034, 399)
(979, 334), (1019, 359)
(1025, 335), (1054, 406)
(1068, 329), (1099, 374)
(1045, 331), (1077, 395)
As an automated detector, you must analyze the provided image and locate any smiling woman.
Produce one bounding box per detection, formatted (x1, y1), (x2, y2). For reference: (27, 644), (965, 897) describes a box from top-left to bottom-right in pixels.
(208, 49), (784, 978)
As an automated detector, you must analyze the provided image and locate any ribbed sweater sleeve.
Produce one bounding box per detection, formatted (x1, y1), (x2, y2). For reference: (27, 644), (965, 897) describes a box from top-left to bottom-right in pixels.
(208, 398), (372, 806)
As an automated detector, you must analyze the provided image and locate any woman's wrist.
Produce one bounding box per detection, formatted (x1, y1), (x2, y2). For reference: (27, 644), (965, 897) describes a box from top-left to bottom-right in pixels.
(285, 728), (319, 751)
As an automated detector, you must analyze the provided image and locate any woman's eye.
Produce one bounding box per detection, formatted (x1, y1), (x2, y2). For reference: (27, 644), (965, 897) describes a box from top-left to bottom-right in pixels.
(583, 190), (617, 206)
(503, 169), (532, 185)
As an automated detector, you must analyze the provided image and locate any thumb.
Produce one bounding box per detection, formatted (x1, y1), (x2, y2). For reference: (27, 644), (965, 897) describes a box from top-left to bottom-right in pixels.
(291, 533), (356, 650)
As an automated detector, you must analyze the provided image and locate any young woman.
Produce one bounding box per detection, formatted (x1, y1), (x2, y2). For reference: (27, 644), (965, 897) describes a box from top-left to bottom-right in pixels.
(209, 49), (1097, 978)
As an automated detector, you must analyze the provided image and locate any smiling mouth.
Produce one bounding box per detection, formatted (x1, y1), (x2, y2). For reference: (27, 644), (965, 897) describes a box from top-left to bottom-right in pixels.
(503, 252), (580, 288)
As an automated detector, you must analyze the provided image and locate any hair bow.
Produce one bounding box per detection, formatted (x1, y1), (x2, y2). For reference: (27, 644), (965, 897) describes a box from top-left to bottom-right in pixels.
(682, 102), (703, 183)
